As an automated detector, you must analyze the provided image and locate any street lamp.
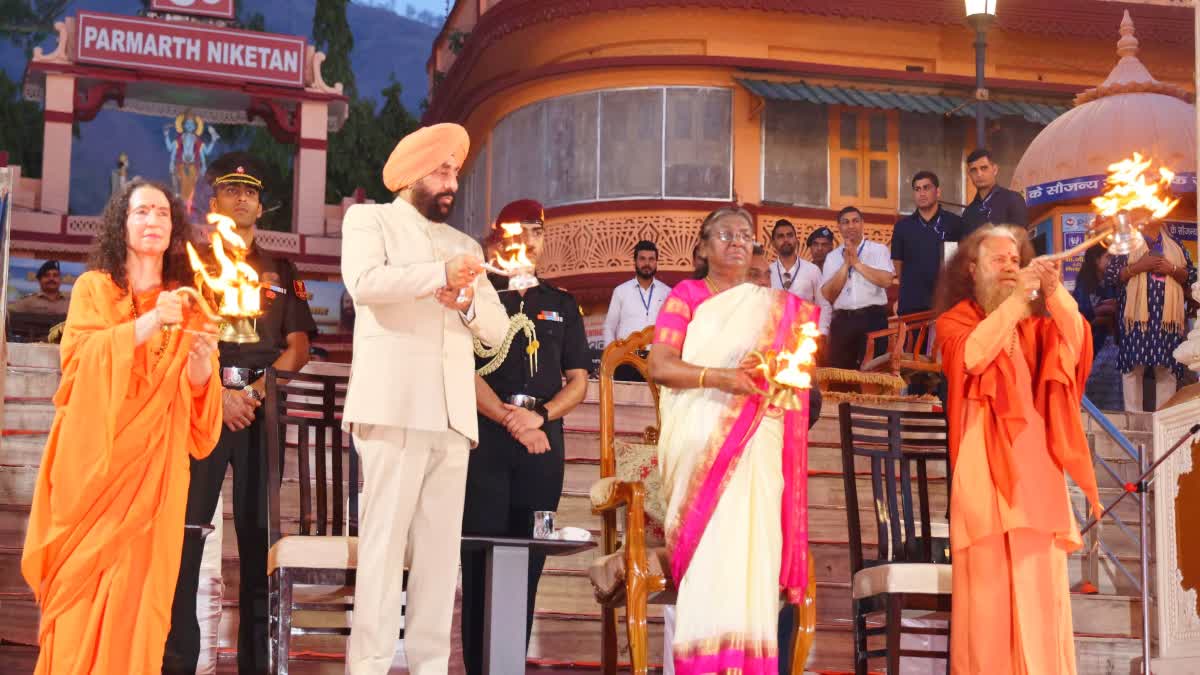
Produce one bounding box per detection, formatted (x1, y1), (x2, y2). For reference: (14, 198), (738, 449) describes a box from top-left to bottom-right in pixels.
(965, 0), (998, 148)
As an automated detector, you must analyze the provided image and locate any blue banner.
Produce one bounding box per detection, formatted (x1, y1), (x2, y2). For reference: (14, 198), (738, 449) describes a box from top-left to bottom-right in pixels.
(1061, 213), (1095, 292)
(1025, 172), (1197, 207)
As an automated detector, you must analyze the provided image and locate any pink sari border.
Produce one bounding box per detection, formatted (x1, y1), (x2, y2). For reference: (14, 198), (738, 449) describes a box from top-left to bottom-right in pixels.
(669, 395), (762, 582)
(675, 649), (777, 675)
(669, 292), (811, 598)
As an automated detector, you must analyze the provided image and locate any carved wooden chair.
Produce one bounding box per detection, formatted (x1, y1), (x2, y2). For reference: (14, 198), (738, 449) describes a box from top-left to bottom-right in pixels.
(264, 368), (364, 675)
(587, 327), (816, 675)
(861, 310), (941, 389)
(838, 402), (952, 675)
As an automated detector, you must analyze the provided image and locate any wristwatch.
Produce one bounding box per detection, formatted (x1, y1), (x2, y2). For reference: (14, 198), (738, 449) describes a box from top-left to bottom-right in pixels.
(533, 403), (550, 425)
(243, 385), (264, 402)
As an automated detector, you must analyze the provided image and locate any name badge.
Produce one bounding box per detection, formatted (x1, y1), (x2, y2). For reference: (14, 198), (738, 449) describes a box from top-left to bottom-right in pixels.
(538, 311), (563, 322)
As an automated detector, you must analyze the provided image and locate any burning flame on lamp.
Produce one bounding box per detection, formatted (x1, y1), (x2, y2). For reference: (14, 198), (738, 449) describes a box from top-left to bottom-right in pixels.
(484, 221), (539, 290)
(736, 320), (820, 447)
(174, 213), (264, 343)
(771, 322), (821, 391)
(1041, 152), (1175, 267)
(490, 221), (535, 272)
(1091, 152), (1180, 220)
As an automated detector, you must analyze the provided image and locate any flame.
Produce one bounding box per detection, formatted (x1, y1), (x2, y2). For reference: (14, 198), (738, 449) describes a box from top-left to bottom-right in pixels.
(1091, 152), (1180, 221)
(770, 323), (819, 390)
(184, 213), (262, 317)
(491, 221), (535, 272)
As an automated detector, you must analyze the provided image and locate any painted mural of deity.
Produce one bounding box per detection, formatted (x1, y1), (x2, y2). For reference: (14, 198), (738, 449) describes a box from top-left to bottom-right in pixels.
(163, 111), (220, 211)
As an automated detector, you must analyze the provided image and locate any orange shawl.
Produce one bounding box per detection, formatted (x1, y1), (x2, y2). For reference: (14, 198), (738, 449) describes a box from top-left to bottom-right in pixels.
(936, 299), (1101, 516)
(21, 271), (223, 674)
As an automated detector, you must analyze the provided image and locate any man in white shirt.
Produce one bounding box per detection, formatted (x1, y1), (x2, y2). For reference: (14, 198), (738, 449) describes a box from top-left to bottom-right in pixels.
(768, 219), (823, 303)
(820, 206), (896, 370)
(603, 240), (671, 380)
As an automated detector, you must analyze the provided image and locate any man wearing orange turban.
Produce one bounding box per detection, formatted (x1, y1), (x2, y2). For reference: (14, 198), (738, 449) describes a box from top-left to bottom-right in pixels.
(340, 123), (511, 675)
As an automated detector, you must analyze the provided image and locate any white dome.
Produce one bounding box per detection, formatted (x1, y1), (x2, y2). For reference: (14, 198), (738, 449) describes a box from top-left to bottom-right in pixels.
(1011, 11), (1195, 194)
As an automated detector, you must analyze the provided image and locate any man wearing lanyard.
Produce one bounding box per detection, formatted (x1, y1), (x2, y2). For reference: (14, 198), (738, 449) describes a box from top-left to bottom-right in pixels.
(460, 199), (591, 675)
(962, 148), (1029, 237)
(768, 219), (822, 303)
(163, 153), (317, 675)
(892, 171), (965, 316)
(603, 239), (671, 380)
(820, 206), (895, 370)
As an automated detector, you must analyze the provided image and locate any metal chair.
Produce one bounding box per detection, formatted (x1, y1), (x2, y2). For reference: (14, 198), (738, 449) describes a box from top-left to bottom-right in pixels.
(838, 402), (952, 675)
(264, 367), (363, 674)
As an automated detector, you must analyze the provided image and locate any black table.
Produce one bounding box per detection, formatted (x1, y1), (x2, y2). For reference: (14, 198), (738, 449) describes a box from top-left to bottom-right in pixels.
(460, 535), (596, 674)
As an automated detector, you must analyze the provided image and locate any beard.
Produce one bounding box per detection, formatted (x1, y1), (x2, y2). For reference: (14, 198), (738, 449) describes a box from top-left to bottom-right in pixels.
(975, 269), (1017, 315)
(778, 242), (795, 257)
(412, 183), (455, 222)
(636, 265), (655, 280)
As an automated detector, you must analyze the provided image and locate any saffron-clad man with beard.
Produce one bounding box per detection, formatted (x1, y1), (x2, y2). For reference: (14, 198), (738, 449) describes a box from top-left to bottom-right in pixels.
(340, 124), (510, 675)
(934, 226), (1101, 674)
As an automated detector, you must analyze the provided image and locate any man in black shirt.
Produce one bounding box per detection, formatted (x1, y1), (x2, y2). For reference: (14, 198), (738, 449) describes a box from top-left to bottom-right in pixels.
(163, 153), (318, 675)
(961, 148), (1029, 237)
(891, 170), (965, 316)
(459, 199), (591, 675)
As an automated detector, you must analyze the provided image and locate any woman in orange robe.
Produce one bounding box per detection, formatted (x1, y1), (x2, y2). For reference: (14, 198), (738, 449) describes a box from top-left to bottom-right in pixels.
(21, 179), (224, 674)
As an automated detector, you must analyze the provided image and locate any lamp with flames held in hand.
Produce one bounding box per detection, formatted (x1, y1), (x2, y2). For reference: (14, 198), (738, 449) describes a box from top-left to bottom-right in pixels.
(1029, 152), (1175, 301)
(484, 221), (539, 290)
(162, 212), (263, 344)
(731, 319), (820, 447)
(455, 219), (540, 305)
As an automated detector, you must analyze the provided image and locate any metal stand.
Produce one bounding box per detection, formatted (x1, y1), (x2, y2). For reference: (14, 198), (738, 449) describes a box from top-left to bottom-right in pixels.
(1079, 422), (1200, 675)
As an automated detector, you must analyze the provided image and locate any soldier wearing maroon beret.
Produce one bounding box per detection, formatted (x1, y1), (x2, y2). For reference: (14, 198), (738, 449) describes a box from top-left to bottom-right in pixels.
(459, 199), (591, 675)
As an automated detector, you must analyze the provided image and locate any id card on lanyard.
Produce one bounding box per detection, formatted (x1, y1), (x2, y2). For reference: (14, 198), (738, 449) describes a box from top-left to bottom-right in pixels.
(776, 261), (799, 290)
(847, 240), (867, 277)
(637, 283), (655, 317)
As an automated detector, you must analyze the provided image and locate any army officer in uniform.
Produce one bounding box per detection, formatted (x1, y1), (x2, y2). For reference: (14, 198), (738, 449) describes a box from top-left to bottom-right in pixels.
(459, 200), (591, 675)
(163, 153), (318, 675)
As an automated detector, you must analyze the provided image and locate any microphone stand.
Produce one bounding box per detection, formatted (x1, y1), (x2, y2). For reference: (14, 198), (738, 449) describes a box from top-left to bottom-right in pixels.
(1079, 422), (1200, 675)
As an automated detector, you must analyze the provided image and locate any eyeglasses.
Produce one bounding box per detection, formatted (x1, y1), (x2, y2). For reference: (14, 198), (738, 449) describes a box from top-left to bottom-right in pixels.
(715, 230), (755, 244)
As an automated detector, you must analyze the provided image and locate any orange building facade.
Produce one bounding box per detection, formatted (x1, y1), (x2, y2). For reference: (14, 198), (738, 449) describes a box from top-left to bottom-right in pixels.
(423, 0), (1194, 313)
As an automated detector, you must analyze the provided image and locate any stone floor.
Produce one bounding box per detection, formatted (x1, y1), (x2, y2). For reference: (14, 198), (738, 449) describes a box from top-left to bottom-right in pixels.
(0, 645), (614, 674)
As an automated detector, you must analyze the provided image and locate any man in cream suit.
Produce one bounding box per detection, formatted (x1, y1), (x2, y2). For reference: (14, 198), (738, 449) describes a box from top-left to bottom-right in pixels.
(341, 123), (509, 675)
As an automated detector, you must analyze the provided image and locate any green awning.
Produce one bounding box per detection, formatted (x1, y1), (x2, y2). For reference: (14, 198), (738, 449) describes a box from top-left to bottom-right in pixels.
(738, 79), (1067, 126)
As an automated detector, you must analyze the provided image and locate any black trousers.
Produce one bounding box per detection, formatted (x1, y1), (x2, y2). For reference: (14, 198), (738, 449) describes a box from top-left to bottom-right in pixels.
(460, 416), (565, 675)
(827, 305), (890, 370)
(614, 363), (646, 382)
(163, 416), (272, 675)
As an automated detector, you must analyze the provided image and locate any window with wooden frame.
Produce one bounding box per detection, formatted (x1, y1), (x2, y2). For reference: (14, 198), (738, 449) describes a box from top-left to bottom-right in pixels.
(829, 106), (899, 211)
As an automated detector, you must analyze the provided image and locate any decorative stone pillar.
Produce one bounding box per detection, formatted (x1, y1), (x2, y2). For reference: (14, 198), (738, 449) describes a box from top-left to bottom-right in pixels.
(292, 100), (329, 236)
(40, 73), (76, 215)
(1151, 402), (1200, 674)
